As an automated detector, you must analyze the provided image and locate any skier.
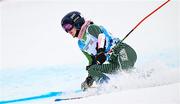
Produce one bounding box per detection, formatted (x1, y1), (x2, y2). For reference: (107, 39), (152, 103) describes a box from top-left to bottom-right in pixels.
(61, 11), (137, 91)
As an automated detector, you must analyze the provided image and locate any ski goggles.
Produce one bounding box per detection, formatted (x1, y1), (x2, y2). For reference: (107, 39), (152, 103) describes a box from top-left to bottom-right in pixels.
(63, 24), (73, 32)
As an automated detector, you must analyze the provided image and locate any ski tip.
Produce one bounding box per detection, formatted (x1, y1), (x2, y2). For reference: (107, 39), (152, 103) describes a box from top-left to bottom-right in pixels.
(54, 99), (62, 102)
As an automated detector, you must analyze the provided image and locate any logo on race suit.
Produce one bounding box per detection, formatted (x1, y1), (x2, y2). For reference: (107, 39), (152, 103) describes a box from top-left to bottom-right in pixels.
(119, 49), (128, 61)
(84, 39), (94, 51)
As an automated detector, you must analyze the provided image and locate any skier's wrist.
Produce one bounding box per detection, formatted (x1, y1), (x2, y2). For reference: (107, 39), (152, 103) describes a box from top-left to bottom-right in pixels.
(97, 48), (105, 54)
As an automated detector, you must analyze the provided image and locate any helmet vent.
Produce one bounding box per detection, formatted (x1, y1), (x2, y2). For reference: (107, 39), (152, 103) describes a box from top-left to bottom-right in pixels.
(74, 16), (80, 22)
(70, 13), (76, 19)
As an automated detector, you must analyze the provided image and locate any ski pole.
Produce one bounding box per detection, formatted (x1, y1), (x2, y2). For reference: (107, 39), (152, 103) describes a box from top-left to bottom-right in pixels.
(120, 0), (171, 43)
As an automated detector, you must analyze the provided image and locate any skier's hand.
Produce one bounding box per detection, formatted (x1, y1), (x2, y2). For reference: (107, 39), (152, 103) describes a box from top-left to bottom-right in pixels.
(81, 81), (89, 91)
(96, 48), (106, 64)
(81, 76), (94, 91)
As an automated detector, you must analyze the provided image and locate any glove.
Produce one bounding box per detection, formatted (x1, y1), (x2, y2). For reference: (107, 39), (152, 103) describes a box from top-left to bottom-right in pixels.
(81, 76), (94, 91)
(96, 48), (106, 64)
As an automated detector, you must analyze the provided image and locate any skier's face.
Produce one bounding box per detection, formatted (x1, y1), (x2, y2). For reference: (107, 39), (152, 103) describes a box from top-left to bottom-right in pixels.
(68, 27), (77, 37)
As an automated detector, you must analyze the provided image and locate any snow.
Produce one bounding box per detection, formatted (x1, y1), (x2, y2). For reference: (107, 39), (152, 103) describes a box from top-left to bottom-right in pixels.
(59, 83), (180, 104)
(0, 0), (179, 104)
(0, 64), (179, 104)
(1, 82), (179, 104)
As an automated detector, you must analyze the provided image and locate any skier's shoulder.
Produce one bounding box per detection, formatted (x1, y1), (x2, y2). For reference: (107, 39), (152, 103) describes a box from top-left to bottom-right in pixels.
(86, 23), (103, 36)
(87, 23), (111, 36)
(87, 23), (100, 28)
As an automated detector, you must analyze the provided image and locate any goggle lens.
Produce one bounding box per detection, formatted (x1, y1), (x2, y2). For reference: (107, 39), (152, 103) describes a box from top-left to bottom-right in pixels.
(63, 24), (73, 32)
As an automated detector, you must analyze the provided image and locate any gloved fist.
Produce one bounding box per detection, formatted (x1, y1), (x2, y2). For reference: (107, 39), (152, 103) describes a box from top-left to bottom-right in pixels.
(81, 76), (94, 91)
(96, 48), (106, 64)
